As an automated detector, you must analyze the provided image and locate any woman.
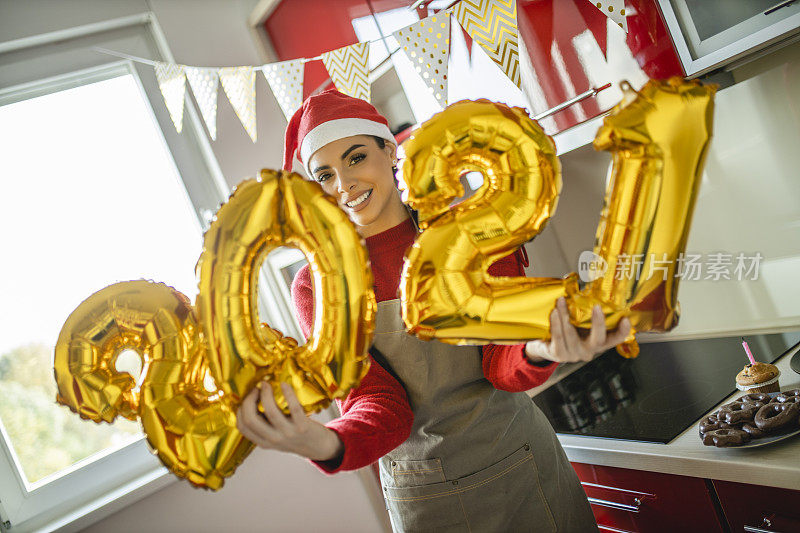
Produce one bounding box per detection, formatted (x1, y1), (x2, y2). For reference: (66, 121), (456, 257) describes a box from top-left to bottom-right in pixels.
(237, 89), (631, 532)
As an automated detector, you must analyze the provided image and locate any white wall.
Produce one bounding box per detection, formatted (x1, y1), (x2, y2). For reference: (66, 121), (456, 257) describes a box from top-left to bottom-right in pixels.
(0, 1), (389, 531)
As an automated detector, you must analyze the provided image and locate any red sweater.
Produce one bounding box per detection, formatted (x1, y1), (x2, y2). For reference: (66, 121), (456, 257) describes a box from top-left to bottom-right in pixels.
(290, 218), (557, 473)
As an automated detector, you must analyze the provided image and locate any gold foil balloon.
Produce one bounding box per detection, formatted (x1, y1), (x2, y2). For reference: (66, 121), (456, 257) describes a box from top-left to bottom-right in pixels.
(195, 170), (375, 412)
(54, 170), (375, 489)
(54, 280), (251, 489)
(400, 99), (577, 344)
(400, 78), (715, 357)
(567, 78), (716, 357)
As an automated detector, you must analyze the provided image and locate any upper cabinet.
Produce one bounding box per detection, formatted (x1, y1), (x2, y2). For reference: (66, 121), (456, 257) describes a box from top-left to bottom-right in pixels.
(657, 0), (800, 76)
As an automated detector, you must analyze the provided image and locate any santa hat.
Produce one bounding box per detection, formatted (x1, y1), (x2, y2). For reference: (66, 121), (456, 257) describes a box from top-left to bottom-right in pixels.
(283, 89), (395, 175)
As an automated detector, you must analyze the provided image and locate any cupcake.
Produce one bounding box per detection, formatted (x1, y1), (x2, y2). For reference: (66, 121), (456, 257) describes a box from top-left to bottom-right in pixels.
(735, 363), (780, 393)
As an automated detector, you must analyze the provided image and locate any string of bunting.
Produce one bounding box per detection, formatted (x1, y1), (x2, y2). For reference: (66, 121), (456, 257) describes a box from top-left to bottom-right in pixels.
(103, 0), (626, 142)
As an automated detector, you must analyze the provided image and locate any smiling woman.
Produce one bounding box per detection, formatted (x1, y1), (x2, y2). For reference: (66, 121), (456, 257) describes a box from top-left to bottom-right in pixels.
(307, 135), (409, 238)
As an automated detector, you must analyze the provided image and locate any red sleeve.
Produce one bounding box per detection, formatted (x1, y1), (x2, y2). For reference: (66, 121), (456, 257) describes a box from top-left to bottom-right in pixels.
(482, 248), (558, 393)
(291, 265), (414, 473)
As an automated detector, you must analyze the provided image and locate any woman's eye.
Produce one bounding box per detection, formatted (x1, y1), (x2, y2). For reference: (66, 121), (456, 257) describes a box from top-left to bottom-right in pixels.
(316, 173), (332, 183)
(349, 153), (366, 166)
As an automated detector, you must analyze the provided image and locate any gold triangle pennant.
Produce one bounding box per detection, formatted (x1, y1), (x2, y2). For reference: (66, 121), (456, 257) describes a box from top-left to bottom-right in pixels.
(262, 59), (304, 120)
(154, 62), (186, 133)
(185, 67), (219, 140)
(453, 0), (521, 88)
(219, 66), (257, 142)
(321, 42), (370, 102)
(590, 0), (628, 32)
(393, 13), (451, 107)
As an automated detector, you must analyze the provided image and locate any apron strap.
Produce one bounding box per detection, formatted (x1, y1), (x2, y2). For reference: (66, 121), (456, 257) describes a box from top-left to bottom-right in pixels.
(368, 345), (409, 395)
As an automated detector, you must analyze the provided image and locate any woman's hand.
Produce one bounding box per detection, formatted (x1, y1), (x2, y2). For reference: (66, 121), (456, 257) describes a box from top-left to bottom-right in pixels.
(525, 297), (632, 365)
(236, 381), (344, 462)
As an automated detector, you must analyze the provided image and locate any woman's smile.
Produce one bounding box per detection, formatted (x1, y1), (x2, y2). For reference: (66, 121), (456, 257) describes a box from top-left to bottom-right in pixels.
(343, 189), (373, 211)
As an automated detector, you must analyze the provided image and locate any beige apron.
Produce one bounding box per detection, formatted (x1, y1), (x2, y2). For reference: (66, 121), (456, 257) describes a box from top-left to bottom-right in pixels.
(373, 299), (597, 532)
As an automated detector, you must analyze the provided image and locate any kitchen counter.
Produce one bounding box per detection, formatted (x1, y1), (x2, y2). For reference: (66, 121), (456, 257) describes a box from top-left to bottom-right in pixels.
(529, 343), (800, 491)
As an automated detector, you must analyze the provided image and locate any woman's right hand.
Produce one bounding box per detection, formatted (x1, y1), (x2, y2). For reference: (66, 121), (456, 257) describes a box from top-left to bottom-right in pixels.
(236, 381), (344, 463)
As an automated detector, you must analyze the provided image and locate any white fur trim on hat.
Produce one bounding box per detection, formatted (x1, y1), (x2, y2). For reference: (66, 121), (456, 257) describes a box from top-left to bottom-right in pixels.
(300, 118), (394, 175)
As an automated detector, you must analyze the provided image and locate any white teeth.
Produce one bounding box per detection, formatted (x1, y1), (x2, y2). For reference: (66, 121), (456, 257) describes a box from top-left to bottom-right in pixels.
(346, 190), (371, 208)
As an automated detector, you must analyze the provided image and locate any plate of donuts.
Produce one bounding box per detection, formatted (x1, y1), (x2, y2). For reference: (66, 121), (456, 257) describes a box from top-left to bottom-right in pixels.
(698, 389), (800, 448)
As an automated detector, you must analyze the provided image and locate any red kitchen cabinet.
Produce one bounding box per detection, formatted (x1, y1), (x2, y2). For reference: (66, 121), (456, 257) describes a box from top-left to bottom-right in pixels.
(571, 462), (725, 533)
(713, 480), (800, 533)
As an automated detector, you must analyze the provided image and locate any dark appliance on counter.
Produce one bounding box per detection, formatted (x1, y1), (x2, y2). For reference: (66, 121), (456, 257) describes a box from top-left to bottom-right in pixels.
(532, 330), (800, 443)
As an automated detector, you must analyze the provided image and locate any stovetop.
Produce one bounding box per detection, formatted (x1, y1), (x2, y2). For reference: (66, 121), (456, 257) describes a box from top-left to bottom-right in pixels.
(532, 330), (800, 444)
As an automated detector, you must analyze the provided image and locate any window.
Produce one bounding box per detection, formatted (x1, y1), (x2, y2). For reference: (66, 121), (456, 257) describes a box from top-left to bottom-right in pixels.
(0, 14), (229, 531)
(0, 73), (203, 486)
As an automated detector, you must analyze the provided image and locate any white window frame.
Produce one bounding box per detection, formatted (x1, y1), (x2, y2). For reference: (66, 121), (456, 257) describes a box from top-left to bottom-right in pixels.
(0, 11), (295, 532)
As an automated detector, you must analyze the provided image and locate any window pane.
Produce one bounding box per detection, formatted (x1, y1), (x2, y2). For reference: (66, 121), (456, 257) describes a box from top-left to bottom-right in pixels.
(0, 74), (202, 485)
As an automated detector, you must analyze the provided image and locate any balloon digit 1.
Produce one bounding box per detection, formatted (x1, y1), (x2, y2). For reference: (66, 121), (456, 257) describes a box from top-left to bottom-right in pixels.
(567, 79), (716, 357)
(400, 78), (716, 355)
(55, 171), (375, 489)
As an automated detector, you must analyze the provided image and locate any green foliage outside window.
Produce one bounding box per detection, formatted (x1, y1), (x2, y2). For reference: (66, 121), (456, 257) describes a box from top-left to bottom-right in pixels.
(0, 343), (140, 484)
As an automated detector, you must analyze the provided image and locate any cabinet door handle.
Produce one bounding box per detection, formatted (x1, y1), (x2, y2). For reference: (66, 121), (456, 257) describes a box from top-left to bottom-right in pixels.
(743, 517), (774, 533)
(587, 496), (642, 513)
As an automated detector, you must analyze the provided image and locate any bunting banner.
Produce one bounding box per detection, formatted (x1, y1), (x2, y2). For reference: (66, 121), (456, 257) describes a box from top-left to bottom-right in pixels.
(453, 0), (521, 88)
(590, 0), (628, 32)
(154, 62), (187, 133)
(219, 66), (257, 142)
(185, 67), (219, 140)
(262, 59), (304, 120)
(321, 42), (370, 102)
(393, 13), (451, 107)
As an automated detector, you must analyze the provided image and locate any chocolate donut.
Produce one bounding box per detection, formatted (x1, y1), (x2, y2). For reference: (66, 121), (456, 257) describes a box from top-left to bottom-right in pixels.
(718, 401), (762, 424)
(742, 422), (768, 439)
(737, 392), (771, 404)
(772, 389), (800, 405)
(701, 428), (750, 447)
(699, 414), (734, 434)
(754, 402), (800, 431)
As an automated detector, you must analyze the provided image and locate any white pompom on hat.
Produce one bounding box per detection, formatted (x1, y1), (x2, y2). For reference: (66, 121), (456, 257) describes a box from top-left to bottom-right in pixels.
(283, 89), (395, 176)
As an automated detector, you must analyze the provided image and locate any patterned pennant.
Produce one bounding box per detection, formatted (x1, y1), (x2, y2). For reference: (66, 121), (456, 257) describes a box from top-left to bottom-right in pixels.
(393, 13), (451, 107)
(590, 0), (628, 32)
(453, 0), (521, 88)
(154, 62), (186, 133)
(262, 59), (304, 120)
(321, 42), (370, 102)
(219, 66), (257, 142)
(185, 67), (219, 140)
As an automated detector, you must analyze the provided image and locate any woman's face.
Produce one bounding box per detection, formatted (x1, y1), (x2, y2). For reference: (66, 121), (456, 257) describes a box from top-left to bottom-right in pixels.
(307, 135), (408, 236)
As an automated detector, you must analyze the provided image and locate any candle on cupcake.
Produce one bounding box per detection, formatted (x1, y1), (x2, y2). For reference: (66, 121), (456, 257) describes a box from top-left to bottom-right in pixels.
(735, 337), (781, 393)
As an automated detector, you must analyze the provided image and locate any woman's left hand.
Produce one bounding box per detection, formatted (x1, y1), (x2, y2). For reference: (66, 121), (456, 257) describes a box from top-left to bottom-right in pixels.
(525, 297), (632, 365)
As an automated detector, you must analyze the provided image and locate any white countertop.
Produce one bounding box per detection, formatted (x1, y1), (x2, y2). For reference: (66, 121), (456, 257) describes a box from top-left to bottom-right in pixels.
(529, 344), (800, 491)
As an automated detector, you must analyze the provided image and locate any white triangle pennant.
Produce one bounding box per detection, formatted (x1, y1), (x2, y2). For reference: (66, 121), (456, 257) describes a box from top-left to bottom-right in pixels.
(185, 67), (219, 140)
(154, 62), (186, 133)
(219, 66), (257, 142)
(393, 13), (451, 107)
(262, 59), (304, 121)
(321, 42), (370, 102)
(590, 0), (628, 32)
